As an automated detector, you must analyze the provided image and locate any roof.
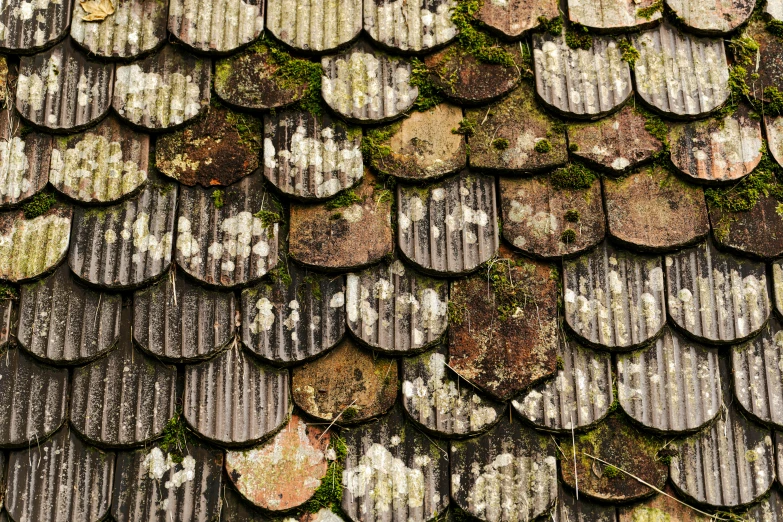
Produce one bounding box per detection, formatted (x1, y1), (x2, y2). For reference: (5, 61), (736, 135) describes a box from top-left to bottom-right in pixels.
(0, 0), (782, 521)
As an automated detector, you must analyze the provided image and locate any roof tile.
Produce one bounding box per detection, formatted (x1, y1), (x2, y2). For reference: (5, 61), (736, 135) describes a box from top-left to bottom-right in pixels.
(0, 0), (72, 54)
(368, 103), (466, 181)
(667, 0), (755, 35)
(17, 263), (121, 364)
(263, 110), (364, 199)
(225, 414), (329, 511)
(560, 413), (668, 502)
(617, 325), (722, 433)
(49, 114), (149, 203)
(342, 405), (450, 522)
(532, 33), (632, 119)
(665, 239), (770, 344)
(5, 425), (115, 522)
(0, 206), (72, 283)
(133, 271), (237, 362)
(563, 241), (666, 351)
(450, 415), (557, 521)
(291, 338), (398, 423)
(513, 337), (613, 432)
(449, 250), (559, 400)
(732, 317), (783, 429)
(669, 104), (762, 183)
(183, 344), (290, 445)
(709, 193), (783, 259)
(398, 170), (498, 275)
(424, 43), (524, 104)
(168, 0), (264, 54)
(567, 105), (663, 174)
(0, 107), (51, 208)
(321, 41), (417, 123)
(476, 0), (558, 39)
(567, 0), (662, 31)
(0, 347), (68, 448)
(70, 0), (168, 59)
(744, 486), (783, 520)
(176, 174), (280, 287)
(499, 173), (605, 258)
(157, 106), (261, 187)
(70, 315), (177, 447)
(69, 177), (177, 290)
(113, 44), (211, 131)
(111, 442), (223, 522)
(289, 171), (393, 270)
(746, 21), (783, 104)
(346, 256), (447, 353)
(670, 389), (775, 508)
(266, 0), (362, 53)
(363, 0), (457, 53)
(402, 343), (504, 437)
(240, 264), (345, 365)
(617, 484), (713, 521)
(555, 483), (617, 522)
(17, 39), (114, 131)
(632, 23), (729, 118)
(467, 84), (568, 173)
(604, 165), (709, 251)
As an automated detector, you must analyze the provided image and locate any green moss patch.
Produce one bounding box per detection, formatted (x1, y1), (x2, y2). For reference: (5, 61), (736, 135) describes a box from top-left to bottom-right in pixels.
(23, 192), (56, 219)
(304, 435), (347, 514)
(492, 137), (509, 150)
(534, 139), (551, 153)
(258, 37), (324, 115)
(637, 0), (662, 20)
(550, 163), (598, 191)
(488, 259), (537, 321)
(410, 58), (445, 111)
(0, 284), (18, 301)
(618, 40), (640, 68)
(565, 24), (592, 51)
(452, 118), (477, 137)
(211, 189), (224, 209)
(705, 149), (783, 212)
(325, 189), (363, 210)
(537, 15), (563, 36)
(451, 0), (516, 66)
(254, 209), (282, 230)
(159, 415), (188, 464)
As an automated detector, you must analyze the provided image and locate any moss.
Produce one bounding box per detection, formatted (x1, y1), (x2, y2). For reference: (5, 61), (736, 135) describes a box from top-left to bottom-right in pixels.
(603, 464), (621, 479)
(491, 137), (509, 150)
(564, 209), (580, 222)
(565, 24), (592, 51)
(300, 274), (323, 301)
(488, 259), (536, 321)
(556, 356), (564, 370)
(361, 125), (400, 175)
(534, 139), (551, 153)
(261, 37), (324, 115)
(224, 110), (263, 149)
(269, 259), (293, 287)
(326, 189), (362, 210)
(23, 192), (56, 219)
(448, 300), (467, 325)
(254, 209), (281, 230)
(550, 163), (597, 191)
(375, 188), (393, 207)
(341, 407), (358, 420)
(305, 436), (346, 514)
(17, 123), (34, 138)
(560, 228), (577, 243)
(768, 19), (783, 39)
(728, 35), (759, 67)
(763, 86), (783, 116)
(568, 143), (579, 152)
(410, 58), (445, 111)
(705, 148), (783, 212)
(159, 415), (188, 464)
(451, 0), (516, 66)
(452, 118), (477, 137)
(637, 0), (662, 20)
(617, 40), (640, 68)
(537, 15), (563, 36)
(210, 189), (224, 209)
(634, 105), (669, 151)
(0, 284), (18, 300)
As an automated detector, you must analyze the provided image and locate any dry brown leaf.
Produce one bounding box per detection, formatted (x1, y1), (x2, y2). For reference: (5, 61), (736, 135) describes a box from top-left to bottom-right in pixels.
(80, 0), (114, 21)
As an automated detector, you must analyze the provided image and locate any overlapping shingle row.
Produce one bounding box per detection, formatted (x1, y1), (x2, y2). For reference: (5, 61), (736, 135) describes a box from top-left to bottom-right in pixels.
(1, 0), (783, 520)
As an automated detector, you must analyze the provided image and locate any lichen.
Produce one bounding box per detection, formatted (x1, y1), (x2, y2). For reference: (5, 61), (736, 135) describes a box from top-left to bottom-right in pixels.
(325, 189), (362, 210)
(534, 139), (551, 153)
(22, 191), (56, 219)
(549, 163), (597, 191)
(565, 23), (592, 51)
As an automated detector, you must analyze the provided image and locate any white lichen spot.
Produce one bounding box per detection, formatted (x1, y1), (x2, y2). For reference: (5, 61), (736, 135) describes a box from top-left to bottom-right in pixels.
(250, 297), (276, 334)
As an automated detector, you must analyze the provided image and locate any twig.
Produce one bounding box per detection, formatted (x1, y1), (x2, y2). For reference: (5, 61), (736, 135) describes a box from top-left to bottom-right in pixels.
(318, 399), (357, 442)
(582, 453), (734, 521)
(570, 414), (578, 500)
